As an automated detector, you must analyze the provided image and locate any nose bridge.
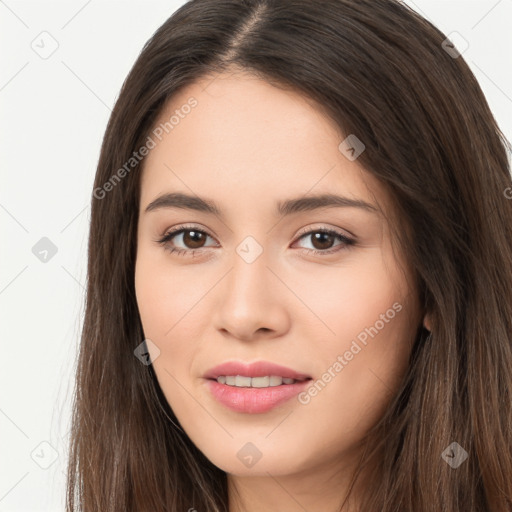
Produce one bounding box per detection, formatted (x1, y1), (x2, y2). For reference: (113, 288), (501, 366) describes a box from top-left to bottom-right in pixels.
(212, 236), (288, 339)
(227, 238), (272, 305)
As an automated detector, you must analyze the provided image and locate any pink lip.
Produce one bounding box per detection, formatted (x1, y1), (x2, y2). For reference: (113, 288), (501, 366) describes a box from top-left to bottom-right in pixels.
(206, 379), (311, 414)
(204, 360), (311, 381)
(203, 360), (312, 414)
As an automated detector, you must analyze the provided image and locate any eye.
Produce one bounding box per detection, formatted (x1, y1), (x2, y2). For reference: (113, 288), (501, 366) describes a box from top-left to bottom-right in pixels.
(156, 224), (218, 257)
(155, 224), (355, 257)
(293, 227), (355, 255)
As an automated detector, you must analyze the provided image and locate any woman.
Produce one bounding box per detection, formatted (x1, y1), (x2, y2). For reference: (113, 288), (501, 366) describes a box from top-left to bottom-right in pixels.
(66, 0), (512, 510)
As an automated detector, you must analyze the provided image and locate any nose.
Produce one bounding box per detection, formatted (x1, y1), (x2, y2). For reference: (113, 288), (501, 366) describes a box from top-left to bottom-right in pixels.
(212, 248), (291, 342)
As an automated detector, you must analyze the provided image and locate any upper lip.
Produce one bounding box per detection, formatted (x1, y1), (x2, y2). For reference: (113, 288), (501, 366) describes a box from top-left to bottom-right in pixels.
(204, 360), (312, 381)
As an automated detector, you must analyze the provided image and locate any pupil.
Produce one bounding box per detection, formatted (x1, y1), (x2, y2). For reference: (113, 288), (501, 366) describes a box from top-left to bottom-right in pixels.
(184, 230), (205, 249)
(312, 232), (334, 250)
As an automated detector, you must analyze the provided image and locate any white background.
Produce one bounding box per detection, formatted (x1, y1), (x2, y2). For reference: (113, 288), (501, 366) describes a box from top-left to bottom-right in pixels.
(1, 1), (511, 510)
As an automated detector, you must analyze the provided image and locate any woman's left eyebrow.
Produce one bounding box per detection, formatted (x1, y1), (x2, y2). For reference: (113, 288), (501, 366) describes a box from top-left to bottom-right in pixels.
(144, 191), (379, 219)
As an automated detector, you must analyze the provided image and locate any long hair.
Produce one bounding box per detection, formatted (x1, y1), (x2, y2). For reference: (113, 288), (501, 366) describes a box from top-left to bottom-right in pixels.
(66, 0), (512, 510)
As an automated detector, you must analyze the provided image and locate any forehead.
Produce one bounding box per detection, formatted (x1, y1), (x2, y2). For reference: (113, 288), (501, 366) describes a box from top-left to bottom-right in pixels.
(139, 71), (387, 215)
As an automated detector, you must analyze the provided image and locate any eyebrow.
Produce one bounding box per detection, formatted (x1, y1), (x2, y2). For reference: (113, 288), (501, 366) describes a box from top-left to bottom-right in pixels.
(144, 192), (378, 217)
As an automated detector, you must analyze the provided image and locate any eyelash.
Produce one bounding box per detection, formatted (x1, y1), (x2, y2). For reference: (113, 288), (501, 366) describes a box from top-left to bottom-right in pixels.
(155, 223), (355, 258)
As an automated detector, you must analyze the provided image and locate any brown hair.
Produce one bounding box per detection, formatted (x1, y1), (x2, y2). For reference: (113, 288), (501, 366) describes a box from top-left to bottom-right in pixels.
(66, 0), (512, 510)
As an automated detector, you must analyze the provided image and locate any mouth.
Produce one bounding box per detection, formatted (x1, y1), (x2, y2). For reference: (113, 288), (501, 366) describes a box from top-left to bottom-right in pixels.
(203, 360), (313, 414)
(204, 360), (312, 381)
(214, 375), (308, 387)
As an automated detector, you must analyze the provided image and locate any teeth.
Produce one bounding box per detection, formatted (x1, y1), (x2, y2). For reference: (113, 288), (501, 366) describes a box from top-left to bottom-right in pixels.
(269, 376), (282, 386)
(235, 375), (252, 387)
(216, 375), (298, 387)
(252, 376), (270, 388)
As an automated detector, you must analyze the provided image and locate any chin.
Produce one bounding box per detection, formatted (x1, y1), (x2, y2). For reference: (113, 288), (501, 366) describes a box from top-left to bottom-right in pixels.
(198, 439), (310, 477)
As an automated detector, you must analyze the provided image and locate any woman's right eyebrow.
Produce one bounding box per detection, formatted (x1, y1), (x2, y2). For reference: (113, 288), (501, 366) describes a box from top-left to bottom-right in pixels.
(145, 192), (221, 216)
(144, 191), (379, 219)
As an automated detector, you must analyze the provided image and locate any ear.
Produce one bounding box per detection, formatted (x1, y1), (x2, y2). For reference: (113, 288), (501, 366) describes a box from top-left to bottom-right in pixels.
(423, 312), (432, 332)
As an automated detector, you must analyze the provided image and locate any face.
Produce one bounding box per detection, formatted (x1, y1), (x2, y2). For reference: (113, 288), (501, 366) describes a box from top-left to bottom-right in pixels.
(134, 70), (424, 478)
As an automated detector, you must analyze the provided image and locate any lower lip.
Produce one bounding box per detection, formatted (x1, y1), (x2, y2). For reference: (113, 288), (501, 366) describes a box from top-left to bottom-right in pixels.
(205, 378), (311, 414)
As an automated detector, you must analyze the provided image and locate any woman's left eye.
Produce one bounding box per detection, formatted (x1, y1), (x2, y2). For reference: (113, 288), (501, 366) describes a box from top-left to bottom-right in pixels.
(294, 229), (355, 254)
(156, 225), (355, 257)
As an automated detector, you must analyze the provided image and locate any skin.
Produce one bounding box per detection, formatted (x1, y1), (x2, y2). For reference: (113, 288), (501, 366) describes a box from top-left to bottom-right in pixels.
(135, 69), (430, 512)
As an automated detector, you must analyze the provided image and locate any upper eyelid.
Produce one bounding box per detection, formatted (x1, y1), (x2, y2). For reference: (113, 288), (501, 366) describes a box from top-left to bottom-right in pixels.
(163, 221), (354, 236)
(161, 224), (217, 241)
(160, 223), (354, 244)
(295, 224), (354, 239)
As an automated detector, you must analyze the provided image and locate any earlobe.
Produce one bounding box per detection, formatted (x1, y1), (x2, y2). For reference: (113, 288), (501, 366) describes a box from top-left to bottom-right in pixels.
(423, 313), (431, 332)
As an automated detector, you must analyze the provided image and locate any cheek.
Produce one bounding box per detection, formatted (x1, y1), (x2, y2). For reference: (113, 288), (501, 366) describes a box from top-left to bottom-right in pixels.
(134, 250), (209, 375)
(295, 254), (415, 428)
(286, 249), (404, 343)
(135, 249), (198, 338)
(296, 310), (413, 447)
(134, 255), (200, 410)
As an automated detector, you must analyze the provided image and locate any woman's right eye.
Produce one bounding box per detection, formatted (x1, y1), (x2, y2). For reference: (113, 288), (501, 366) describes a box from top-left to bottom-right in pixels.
(156, 226), (217, 256)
